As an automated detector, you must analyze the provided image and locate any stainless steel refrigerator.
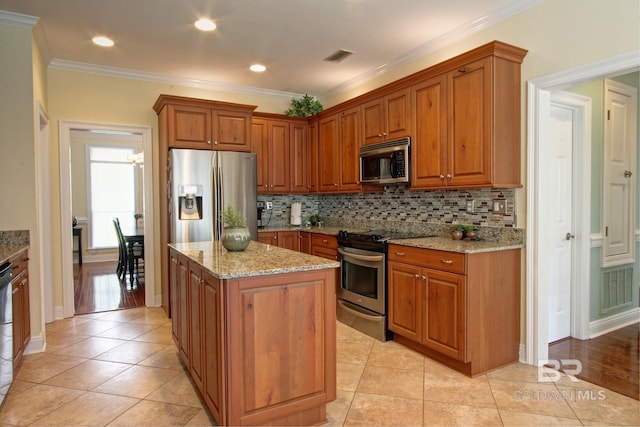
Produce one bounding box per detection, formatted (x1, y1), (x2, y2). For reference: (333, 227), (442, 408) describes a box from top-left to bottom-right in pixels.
(168, 149), (257, 243)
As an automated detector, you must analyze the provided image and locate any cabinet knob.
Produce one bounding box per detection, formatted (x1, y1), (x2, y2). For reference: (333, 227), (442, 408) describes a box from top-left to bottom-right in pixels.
(441, 259), (454, 265)
(214, 141), (218, 145)
(334, 183), (338, 186)
(395, 252), (405, 256)
(458, 67), (467, 73)
(264, 184), (268, 188)
(446, 174), (452, 179)
(383, 132), (388, 136)
(207, 140), (211, 145)
(421, 276), (426, 280)
(273, 236), (277, 240)
(414, 274), (420, 279)
(377, 133), (383, 137)
(439, 175), (445, 179)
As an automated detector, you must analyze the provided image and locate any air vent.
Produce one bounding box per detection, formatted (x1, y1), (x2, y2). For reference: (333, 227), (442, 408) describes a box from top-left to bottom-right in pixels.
(324, 49), (354, 63)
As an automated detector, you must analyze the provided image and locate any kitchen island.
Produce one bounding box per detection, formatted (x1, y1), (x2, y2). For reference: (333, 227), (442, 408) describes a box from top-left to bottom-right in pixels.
(168, 240), (339, 426)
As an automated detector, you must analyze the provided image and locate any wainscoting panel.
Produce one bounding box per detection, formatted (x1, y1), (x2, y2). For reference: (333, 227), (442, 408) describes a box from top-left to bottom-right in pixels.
(601, 266), (634, 314)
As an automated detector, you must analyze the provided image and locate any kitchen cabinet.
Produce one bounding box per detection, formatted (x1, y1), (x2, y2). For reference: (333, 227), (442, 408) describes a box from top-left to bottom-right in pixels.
(154, 94), (255, 151)
(258, 230), (300, 252)
(308, 119), (319, 193)
(411, 43), (526, 189)
(299, 231), (312, 254)
(311, 234), (338, 261)
(169, 251), (190, 364)
(10, 250), (29, 368)
(289, 120), (310, 193)
(387, 244), (520, 376)
(361, 87), (411, 146)
(252, 117), (290, 193)
(317, 107), (361, 193)
(169, 244), (337, 426)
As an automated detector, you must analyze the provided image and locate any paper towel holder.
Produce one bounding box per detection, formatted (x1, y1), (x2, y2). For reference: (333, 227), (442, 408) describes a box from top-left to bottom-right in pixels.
(290, 202), (302, 226)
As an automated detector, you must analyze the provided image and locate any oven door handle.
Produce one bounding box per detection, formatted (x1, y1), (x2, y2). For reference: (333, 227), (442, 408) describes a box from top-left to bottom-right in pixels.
(338, 300), (383, 321)
(338, 247), (385, 262)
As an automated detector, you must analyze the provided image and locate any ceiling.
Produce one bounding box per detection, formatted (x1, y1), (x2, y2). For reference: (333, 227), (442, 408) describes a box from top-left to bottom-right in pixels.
(0, 0), (537, 99)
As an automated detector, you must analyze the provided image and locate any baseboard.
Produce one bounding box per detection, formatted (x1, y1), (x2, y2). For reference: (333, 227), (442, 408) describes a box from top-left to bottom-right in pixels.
(24, 331), (45, 354)
(519, 344), (527, 364)
(589, 307), (640, 338)
(54, 306), (65, 320)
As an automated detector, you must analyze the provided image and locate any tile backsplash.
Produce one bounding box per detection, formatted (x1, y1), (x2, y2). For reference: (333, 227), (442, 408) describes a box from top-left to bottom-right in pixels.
(258, 186), (517, 230)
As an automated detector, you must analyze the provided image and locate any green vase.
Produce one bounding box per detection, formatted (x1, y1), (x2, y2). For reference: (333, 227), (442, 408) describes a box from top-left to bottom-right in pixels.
(221, 227), (251, 251)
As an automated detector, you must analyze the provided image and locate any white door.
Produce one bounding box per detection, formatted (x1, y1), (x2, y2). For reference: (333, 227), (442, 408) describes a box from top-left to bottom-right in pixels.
(602, 79), (637, 267)
(546, 96), (575, 343)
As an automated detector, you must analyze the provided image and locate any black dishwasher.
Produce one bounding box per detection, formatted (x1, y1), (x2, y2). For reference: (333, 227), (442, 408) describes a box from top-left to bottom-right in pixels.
(0, 262), (12, 408)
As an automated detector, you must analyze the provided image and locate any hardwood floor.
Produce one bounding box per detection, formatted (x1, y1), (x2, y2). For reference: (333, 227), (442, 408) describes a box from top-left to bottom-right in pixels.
(548, 323), (639, 400)
(73, 261), (145, 315)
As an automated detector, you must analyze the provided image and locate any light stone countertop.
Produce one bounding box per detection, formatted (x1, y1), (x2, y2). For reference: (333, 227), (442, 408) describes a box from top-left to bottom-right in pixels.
(169, 240), (340, 279)
(387, 236), (523, 253)
(0, 245), (29, 265)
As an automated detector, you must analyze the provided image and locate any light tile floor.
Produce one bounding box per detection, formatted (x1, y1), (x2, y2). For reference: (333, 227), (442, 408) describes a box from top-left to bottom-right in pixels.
(1, 307), (638, 426)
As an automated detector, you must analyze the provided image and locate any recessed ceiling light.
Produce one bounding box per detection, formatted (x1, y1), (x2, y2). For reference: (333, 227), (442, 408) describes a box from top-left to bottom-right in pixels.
(92, 36), (114, 47)
(195, 18), (216, 31)
(250, 64), (266, 72)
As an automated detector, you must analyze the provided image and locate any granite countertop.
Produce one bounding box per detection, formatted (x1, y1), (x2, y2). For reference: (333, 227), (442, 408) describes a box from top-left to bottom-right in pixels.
(387, 236), (523, 254)
(0, 245), (29, 265)
(169, 240), (340, 279)
(259, 226), (523, 253)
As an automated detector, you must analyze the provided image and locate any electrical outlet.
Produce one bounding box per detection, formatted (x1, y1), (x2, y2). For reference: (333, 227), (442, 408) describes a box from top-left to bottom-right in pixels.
(493, 199), (507, 214)
(466, 200), (475, 214)
(266, 201), (273, 210)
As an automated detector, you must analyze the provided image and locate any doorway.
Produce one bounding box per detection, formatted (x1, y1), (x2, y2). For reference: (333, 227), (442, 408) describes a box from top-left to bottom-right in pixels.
(59, 121), (155, 318)
(527, 51), (640, 366)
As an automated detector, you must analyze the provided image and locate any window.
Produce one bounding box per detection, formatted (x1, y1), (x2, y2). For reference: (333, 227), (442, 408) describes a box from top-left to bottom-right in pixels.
(87, 145), (139, 249)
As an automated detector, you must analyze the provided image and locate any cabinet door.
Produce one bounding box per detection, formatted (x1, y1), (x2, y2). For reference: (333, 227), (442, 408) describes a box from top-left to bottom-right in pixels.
(169, 105), (213, 149)
(11, 279), (23, 365)
(311, 245), (337, 261)
(318, 115), (340, 192)
(257, 232), (277, 245)
(411, 75), (447, 188)
(289, 121), (309, 193)
(308, 119), (319, 193)
(202, 270), (224, 424)
(189, 262), (204, 390)
(278, 231), (299, 251)
(251, 119), (270, 194)
(423, 269), (466, 361)
(169, 251), (180, 345)
(299, 232), (311, 254)
(268, 120), (290, 193)
(20, 272), (29, 352)
(384, 87), (411, 141)
(178, 255), (190, 363)
(361, 98), (385, 146)
(339, 107), (361, 192)
(387, 261), (422, 342)
(212, 110), (251, 151)
(448, 57), (492, 186)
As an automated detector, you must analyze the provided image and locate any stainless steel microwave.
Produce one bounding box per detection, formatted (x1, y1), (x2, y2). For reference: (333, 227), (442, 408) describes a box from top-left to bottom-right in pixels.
(359, 137), (410, 185)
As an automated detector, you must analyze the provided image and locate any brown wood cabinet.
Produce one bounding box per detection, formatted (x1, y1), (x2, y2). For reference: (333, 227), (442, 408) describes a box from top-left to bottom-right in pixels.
(290, 120), (310, 193)
(308, 119), (319, 193)
(257, 230), (300, 251)
(169, 247), (336, 426)
(311, 234), (338, 261)
(387, 244), (520, 376)
(411, 43), (526, 189)
(299, 231), (312, 254)
(317, 107), (361, 193)
(10, 250), (29, 368)
(362, 87), (411, 146)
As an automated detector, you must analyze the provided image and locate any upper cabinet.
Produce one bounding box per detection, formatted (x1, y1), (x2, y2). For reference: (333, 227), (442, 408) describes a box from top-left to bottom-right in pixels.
(411, 42), (527, 189)
(361, 87), (411, 146)
(251, 113), (309, 194)
(153, 95), (256, 152)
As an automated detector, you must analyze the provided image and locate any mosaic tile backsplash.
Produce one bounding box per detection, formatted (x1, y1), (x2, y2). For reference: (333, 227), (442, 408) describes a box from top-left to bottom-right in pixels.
(258, 186), (521, 242)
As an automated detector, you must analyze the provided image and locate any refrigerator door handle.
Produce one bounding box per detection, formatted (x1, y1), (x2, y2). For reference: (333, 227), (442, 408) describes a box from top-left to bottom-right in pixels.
(217, 157), (224, 240)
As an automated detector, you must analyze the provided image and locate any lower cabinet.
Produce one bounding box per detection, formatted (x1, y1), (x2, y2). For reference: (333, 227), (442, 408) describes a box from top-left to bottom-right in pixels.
(387, 244), (520, 376)
(257, 230), (300, 251)
(310, 234), (338, 261)
(10, 250), (29, 368)
(169, 247), (336, 426)
(299, 231), (312, 254)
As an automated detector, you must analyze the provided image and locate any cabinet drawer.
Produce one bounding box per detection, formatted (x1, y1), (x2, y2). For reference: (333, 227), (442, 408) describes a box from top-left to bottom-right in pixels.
(311, 233), (337, 249)
(10, 251), (28, 277)
(388, 245), (465, 274)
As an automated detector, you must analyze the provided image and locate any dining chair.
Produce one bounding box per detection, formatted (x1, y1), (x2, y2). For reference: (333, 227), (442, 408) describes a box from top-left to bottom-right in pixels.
(113, 218), (127, 281)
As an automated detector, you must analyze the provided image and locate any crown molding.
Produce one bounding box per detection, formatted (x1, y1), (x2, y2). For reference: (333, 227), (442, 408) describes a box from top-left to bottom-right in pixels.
(318, 0), (544, 101)
(0, 10), (38, 28)
(49, 59), (304, 101)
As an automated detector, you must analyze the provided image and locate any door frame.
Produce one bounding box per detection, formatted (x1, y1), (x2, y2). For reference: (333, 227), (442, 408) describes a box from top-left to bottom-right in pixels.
(59, 120), (155, 318)
(526, 50), (640, 366)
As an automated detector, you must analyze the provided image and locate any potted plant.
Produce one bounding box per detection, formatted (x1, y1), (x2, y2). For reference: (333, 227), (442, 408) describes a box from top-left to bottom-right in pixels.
(285, 94), (323, 117)
(451, 224), (465, 240)
(464, 225), (479, 240)
(309, 214), (320, 227)
(220, 206), (251, 251)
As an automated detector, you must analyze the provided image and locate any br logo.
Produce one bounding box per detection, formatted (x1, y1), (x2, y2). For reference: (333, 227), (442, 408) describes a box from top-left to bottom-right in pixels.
(538, 359), (582, 383)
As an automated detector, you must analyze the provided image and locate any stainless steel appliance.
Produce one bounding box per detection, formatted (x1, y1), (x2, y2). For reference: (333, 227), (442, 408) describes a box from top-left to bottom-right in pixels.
(0, 262), (12, 408)
(359, 137), (410, 185)
(169, 149), (257, 243)
(336, 229), (430, 341)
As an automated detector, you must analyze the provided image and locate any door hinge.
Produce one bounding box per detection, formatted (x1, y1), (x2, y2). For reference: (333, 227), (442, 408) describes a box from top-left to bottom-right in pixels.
(607, 110), (610, 120)
(605, 226), (608, 237)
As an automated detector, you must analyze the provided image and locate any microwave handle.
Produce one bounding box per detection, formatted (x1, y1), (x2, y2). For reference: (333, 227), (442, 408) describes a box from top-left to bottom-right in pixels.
(390, 152), (397, 178)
